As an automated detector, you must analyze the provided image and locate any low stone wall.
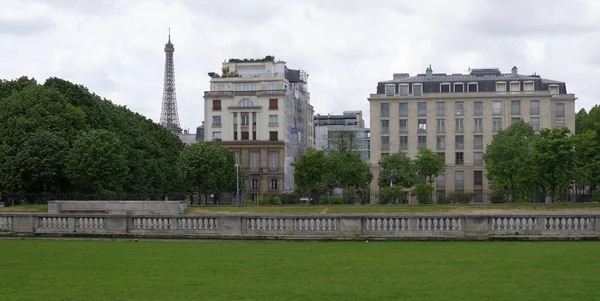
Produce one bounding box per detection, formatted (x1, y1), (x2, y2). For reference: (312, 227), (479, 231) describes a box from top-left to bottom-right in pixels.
(0, 213), (598, 240)
(48, 201), (187, 215)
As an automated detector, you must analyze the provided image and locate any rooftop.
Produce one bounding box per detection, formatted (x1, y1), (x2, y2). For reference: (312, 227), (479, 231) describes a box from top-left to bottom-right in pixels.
(380, 66), (564, 84)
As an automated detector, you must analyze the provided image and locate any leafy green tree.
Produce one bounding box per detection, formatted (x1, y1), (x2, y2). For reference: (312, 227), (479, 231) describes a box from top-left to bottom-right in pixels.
(326, 151), (373, 202)
(484, 121), (537, 202)
(378, 153), (417, 188)
(67, 129), (128, 195)
(0, 76), (38, 100)
(178, 143), (236, 205)
(411, 183), (434, 204)
(292, 149), (328, 201)
(533, 128), (576, 202)
(13, 131), (70, 194)
(414, 147), (445, 202)
(572, 130), (600, 193)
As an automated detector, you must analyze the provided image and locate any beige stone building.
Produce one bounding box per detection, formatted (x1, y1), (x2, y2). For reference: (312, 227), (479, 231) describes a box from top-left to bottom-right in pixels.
(203, 57), (311, 203)
(368, 66), (576, 204)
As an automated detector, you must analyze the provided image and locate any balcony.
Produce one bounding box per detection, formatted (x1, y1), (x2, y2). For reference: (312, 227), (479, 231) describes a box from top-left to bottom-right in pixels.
(268, 122), (279, 127)
(212, 123), (222, 128)
(204, 90), (287, 98)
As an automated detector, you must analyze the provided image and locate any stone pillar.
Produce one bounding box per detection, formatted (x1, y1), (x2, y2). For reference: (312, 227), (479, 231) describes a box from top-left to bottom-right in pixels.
(249, 112), (254, 140)
(236, 113), (241, 141)
(339, 216), (362, 235)
(218, 216), (242, 237)
(13, 215), (35, 233)
(256, 112), (260, 140)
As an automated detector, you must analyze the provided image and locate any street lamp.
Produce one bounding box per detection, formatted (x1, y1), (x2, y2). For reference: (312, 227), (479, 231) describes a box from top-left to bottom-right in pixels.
(234, 162), (240, 205)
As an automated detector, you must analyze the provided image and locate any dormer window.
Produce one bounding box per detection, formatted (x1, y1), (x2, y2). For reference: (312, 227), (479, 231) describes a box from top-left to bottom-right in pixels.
(412, 83), (423, 96)
(385, 84), (396, 95)
(398, 84), (409, 96)
(440, 83), (451, 93)
(524, 81), (534, 92)
(510, 81), (520, 92)
(496, 82), (506, 92)
(549, 85), (559, 95)
(467, 82), (478, 92)
(453, 83), (464, 93)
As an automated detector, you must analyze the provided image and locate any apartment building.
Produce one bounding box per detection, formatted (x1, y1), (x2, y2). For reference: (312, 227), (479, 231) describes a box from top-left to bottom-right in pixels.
(203, 57), (311, 203)
(368, 66), (576, 204)
(314, 111), (370, 160)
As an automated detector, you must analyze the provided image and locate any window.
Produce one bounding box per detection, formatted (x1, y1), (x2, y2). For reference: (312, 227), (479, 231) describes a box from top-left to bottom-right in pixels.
(418, 119), (427, 132)
(436, 136), (445, 150)
(455, 171), (464, 187)
(436, 119), (445, 132)
(474, 152), (483, 165)
(455, 102), (464, 115)
(474, 190), (483, 203)
(241, 131), (249, 140)
(550, 85), (559, 95)
(398, 84), (409, 96)
(530, 100), (539, 115)
(269, 151), (279, 171)
(511, 101), (521, 115)
(474, 118), (483, 132)
(510, 82), (520, 92)
(455, 152), (464, 165)
(212, 115), (222, 127)
(399, 136), (408, 150)
(440, 83), (450, 93)
(492, 101), (502, 114)
(241, 113), (249, 126)
(556, 103), (565, 117)
(474, 171), (483, 186)
(493, 118), (502, 132)
(385, 84), (395, 95)
(270, 179), (278, 191)
(455, 135), (464, 149)
(511, 117), (522, 125)
(474, 135), (483, 150)
(269, 131), (278, 141)
(437, 152), (446, 162)
(399, 103), (408, 116)
(381, 103), (390, 117)
(454, 83), (464, 93)
(455, 118), (464, 132)
(496, 82), (506, 92)
(436, 173), (445, 187)
(269, 99), (278, 110)
(468, 83), (478, 92)
(530, 117), (540, 132)
(399, 119), (408, 133)
(212, 99), (221, 111)
(267, 83), (276, 91)
(269, 115), (279, 127)
(250, 179), (259, 191)
(236, 83), (258, 91)
(213, 131), (221, 140)
(436, 102), (445, 116)
(555, 119), (565, 129)
(381, 120), (390, 134)
(381, 136), (390, 150)
(381, 153), (390, 160)
(418, 136), (427, 148)
(412, 84), (423, 95)
(239, 98), (254, 107)
(474, 101), (483, 115)
(250, 151), (259, 172)
(217, 84), (226, 91)
(418, 102), (427, 115)
(524, 81), (534, 92)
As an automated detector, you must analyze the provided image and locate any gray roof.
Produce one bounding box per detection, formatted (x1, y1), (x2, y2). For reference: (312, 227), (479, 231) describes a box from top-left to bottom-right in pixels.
(380, 73), (564, 84)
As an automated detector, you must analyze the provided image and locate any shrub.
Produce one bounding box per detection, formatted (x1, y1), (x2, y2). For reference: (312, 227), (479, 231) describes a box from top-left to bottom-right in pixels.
(258, 193), (280, 205)
(378, 186), (407, 204)
(318, 195), (343, 205)
(489, 190), (507, 204)
(243, 199), (255, 206)
(411, 184), (433, 204)
(280, 192), (299, 205)
(446, 191), (477, 204)
(592, 190), (600, 202)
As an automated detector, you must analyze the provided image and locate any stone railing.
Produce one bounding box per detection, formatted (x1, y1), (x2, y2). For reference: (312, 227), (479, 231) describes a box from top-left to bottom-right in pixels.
(0, 213), (598, 240)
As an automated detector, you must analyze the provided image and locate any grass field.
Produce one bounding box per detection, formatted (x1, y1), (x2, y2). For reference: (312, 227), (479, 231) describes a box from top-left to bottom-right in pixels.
(0, 240), (598, 300)
(2, 202), (600, 214)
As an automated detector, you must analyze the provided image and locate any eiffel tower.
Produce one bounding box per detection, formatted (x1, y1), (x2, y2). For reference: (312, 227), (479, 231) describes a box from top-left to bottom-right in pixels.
(160, 28), (182, 134)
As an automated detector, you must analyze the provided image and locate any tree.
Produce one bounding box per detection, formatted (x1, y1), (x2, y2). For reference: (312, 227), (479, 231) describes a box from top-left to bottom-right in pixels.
(67, 130), (128, 195)
(326, 130), (359, 153)
(378, 153), (417, 188)
(414, 147), (445, 185)
(572, 130), (600, 194)
(484, 121), (537, 202)
(532, 128), (576, 202)
(178, 143), (236, 205)
(292, 149), (328, 201)
(326, 151), (373, 202)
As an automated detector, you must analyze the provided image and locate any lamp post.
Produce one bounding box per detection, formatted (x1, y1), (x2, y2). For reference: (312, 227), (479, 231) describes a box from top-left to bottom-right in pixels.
(235, 162), (240, 205)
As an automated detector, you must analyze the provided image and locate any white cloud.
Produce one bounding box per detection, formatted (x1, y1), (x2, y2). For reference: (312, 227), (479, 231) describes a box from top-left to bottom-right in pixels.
(1, 0), (598, 132)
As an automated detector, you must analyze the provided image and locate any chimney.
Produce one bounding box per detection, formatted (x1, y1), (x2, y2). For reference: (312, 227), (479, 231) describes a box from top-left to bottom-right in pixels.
(426, 64), (433, 79)
(511, 66), (518, 76)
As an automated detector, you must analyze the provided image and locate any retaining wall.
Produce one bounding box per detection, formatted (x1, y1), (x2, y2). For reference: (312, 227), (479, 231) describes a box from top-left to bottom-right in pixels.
(48, 201), (187, 215)
(0, 213), (598, 240)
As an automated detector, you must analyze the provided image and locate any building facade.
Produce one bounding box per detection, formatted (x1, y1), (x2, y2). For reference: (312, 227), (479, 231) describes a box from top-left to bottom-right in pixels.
(368, 66), (576, 204)
(314, 111), (370, 160)
(203, 57), (311, 202)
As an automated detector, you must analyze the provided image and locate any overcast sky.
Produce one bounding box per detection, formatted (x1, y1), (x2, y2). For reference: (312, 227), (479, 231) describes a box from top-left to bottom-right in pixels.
(1, 0), (599, 132)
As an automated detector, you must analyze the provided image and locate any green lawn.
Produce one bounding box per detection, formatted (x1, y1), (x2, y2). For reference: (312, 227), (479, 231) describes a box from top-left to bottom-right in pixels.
(0, 240), (598, 300)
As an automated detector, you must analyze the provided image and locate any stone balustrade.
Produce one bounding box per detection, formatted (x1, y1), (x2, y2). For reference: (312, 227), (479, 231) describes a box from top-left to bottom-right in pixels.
(0, 213), (598, 240)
